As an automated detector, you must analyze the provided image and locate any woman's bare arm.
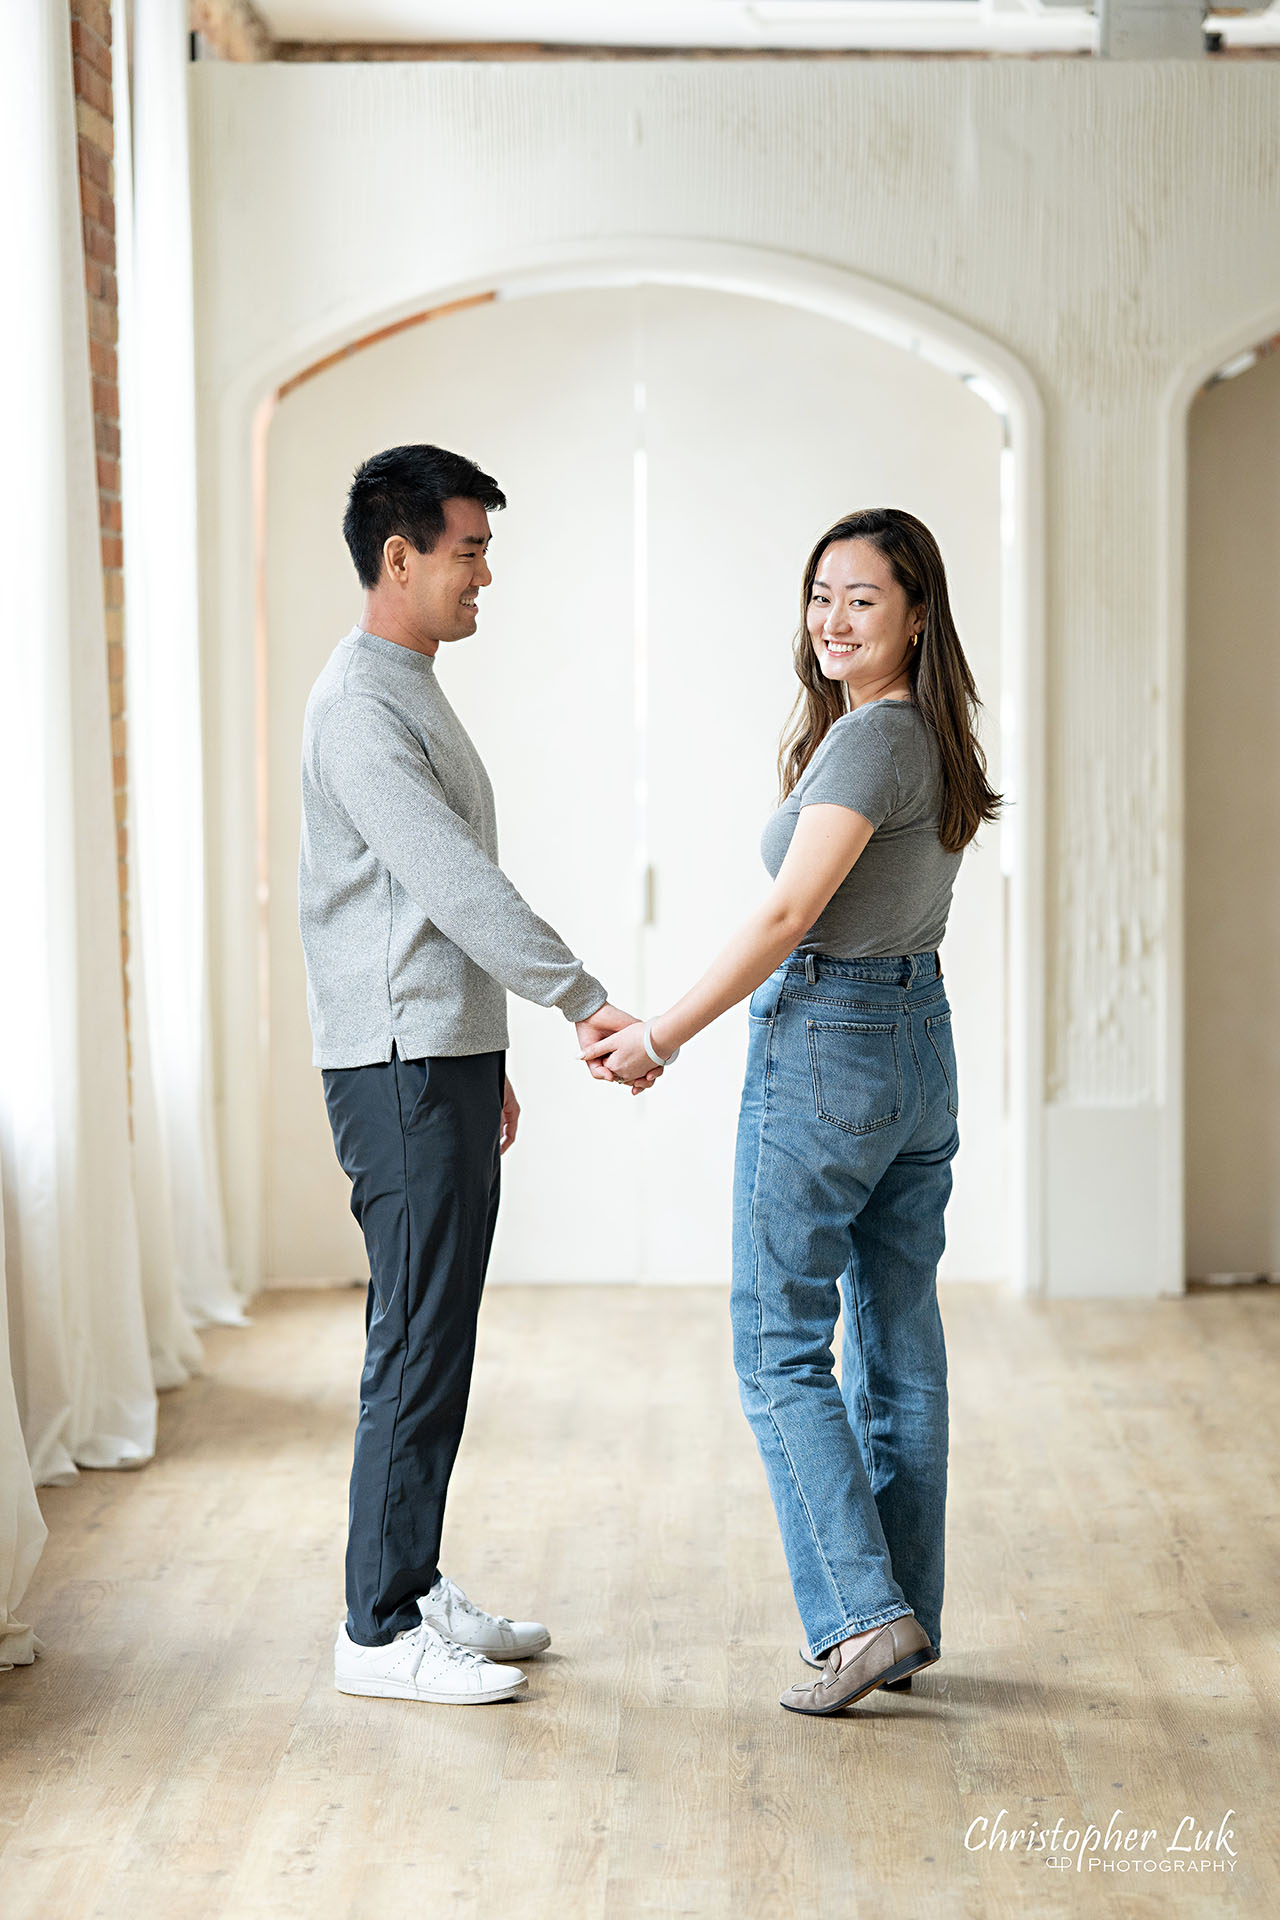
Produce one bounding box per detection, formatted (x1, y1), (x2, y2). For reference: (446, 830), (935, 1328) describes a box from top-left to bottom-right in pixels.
(582, 803), (874, 1081)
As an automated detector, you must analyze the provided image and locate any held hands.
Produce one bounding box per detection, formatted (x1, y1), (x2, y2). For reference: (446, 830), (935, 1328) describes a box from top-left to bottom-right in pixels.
(575, 1003), (667, 1096)
(580, 1017), (679, 1093)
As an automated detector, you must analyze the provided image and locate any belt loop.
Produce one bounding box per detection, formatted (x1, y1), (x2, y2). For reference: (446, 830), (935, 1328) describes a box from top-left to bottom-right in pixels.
(804, 953), (817, 984)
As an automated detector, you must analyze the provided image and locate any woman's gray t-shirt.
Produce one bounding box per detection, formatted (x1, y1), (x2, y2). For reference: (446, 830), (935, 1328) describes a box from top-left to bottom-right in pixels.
(760, 699), (961, 958)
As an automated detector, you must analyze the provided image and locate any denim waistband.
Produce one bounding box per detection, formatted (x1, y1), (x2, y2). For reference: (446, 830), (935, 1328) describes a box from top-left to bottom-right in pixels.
(783, 949), (942, 989)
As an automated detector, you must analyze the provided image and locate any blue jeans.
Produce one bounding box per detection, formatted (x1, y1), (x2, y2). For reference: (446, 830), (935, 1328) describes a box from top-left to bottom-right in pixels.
(731, 949), (958, 1659)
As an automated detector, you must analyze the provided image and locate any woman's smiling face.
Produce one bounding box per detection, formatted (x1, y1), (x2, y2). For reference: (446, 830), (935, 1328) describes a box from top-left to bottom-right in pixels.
(806, 537), (922, 700)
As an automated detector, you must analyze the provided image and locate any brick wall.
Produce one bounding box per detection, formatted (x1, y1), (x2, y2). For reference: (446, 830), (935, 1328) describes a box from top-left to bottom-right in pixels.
(69, 0), (129, 1032)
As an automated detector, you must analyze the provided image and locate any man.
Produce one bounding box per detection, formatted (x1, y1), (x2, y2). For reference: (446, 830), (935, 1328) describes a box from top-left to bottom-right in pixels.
(300, 443), (650, 1706)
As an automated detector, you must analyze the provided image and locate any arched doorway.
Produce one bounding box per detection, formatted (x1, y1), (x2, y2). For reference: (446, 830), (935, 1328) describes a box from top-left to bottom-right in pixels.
(251, 275), (1030, 1288)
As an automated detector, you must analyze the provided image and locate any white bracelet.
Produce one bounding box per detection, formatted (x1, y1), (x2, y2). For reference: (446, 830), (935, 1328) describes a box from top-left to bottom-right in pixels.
(642, 1019), (680, 1067)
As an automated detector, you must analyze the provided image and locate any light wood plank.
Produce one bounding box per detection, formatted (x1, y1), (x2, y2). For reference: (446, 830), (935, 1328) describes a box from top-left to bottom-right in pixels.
(2, 1284), (1276, 1917)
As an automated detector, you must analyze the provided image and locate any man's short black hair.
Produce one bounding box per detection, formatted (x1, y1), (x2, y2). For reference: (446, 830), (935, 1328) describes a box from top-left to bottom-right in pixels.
(342, 443), (506, 590)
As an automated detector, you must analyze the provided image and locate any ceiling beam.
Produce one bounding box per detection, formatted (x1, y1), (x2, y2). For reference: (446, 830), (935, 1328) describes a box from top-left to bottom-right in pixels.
(268, 38), (1276, 62)
(269, 40), (1083, 62)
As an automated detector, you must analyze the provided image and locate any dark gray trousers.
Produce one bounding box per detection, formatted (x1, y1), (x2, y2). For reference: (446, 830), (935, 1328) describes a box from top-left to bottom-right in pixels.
(322, 1046), (504, 1646)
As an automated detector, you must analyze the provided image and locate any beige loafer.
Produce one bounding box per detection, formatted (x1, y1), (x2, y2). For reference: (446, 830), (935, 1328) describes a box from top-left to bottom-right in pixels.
(781, 1615), (938, 1716)
(797, 1639), (935, 1691)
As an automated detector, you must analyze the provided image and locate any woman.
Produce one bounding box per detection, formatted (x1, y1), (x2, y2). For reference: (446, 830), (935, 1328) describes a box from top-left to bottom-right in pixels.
(584, 507), (1002, 1716)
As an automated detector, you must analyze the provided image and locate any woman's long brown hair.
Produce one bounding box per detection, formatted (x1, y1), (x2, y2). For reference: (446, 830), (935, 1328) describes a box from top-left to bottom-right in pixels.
(777, 508), (1003, 854)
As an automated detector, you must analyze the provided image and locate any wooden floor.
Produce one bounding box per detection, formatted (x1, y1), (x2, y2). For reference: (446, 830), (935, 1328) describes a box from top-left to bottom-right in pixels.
(3, 1283), (1277, 1920)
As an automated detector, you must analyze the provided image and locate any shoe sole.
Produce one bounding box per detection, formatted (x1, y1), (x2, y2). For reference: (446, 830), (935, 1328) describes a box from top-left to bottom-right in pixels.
(438, 1628), (552, 1660)
(781, 1647), (940, 1717)
(335, 1673), (528, 1705)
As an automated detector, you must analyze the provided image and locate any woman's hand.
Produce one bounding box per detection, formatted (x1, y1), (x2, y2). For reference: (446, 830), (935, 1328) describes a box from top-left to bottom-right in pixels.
(581, 1021), (662, 1093)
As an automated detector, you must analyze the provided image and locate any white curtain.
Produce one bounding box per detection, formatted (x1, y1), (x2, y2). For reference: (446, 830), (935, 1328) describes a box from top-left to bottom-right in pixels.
(0, 1235), (44, 1673)
(120, 0), (247, 1333)
(0, 0), (158, 1661)
(0, 0), (247, 1665)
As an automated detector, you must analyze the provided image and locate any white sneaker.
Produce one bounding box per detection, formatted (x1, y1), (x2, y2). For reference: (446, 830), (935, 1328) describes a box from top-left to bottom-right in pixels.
(419, 1573), (552, 1660)
(334, 1619), (527, 1704)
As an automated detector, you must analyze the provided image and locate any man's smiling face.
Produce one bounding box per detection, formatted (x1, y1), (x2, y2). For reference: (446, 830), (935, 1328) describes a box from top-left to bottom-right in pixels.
(398, 496), (493, 649)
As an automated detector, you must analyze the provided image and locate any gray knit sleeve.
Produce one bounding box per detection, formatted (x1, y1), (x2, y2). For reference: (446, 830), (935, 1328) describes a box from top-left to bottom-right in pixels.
(797, 715), (900, 829)
(316, 697), (607, 1021)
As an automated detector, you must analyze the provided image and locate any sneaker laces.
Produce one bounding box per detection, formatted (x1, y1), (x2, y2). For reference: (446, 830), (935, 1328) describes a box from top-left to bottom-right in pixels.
(405, 1621), (490, 1672)
(433, 1574), (515, 1632)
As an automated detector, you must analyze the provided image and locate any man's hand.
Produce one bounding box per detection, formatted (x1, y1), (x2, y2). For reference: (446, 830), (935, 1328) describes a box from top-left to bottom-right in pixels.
(500, 1075), (521, 1154)
(575, 1003), (662, 1094)
(581, 1021), (663, 1093)
(575, 1001), (633, 1077)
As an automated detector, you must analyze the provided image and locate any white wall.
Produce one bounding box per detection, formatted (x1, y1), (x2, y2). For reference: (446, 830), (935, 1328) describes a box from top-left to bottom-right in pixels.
(1184, 350), (1280, 1280)
(262, 284), (1006, 1284)
(190, 58), (1280, 1295)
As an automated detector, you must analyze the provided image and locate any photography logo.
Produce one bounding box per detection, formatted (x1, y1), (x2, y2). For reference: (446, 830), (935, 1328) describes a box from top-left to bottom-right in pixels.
(965, 1808), (1238, 1874)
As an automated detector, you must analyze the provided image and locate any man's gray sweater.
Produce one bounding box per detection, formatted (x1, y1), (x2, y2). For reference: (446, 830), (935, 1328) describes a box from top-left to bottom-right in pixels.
(299, 628), (607, 1068)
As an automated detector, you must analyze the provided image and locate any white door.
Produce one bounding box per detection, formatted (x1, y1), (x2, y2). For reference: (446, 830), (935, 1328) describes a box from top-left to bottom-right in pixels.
(635, 288), (1006, 1281)
(263, 291), (643, 1284)
(262, 285), (1008, 1286)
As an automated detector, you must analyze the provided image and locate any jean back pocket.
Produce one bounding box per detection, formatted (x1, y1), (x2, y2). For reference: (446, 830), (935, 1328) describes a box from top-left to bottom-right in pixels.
(806, 1018), (903, 1135)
